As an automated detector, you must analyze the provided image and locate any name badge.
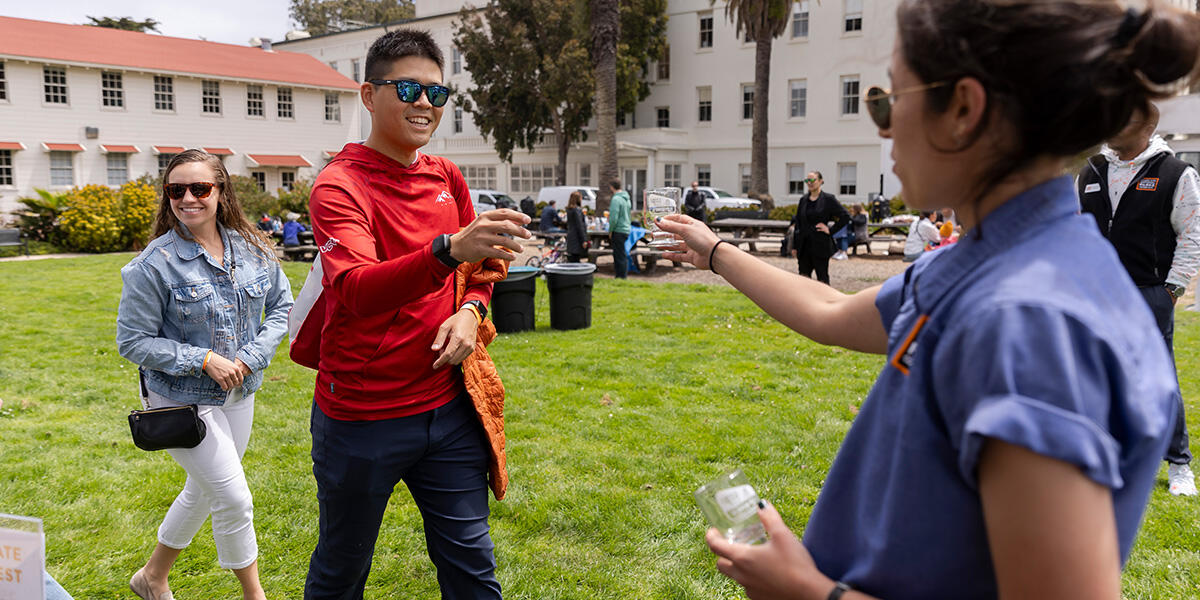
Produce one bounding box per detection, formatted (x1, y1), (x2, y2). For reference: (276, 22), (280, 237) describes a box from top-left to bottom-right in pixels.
(1137, 178), (1159, 191)
(890, 314), (930, 376)
(1084, 183), (1100, 194)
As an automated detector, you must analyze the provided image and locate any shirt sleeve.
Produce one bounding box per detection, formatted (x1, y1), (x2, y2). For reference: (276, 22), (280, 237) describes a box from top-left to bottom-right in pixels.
(931, 303), (1126, 490)
(874, 269), (909, 335)
(116, 261), (208, 377)
(1167, 166), (1200, 289)
(310, 181), (456, 318)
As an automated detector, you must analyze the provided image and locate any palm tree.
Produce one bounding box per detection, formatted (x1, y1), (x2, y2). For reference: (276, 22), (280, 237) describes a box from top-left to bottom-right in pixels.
(591, 0), (620, 213)
(719, 0), (794, 203)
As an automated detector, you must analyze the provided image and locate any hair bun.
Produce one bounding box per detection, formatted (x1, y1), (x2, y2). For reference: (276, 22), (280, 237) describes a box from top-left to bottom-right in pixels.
(1127, 8), (1200, 86)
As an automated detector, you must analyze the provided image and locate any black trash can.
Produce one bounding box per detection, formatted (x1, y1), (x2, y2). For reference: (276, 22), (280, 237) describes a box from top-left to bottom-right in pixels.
(491, 266), (539, 333)
(544, 263), (597, 331)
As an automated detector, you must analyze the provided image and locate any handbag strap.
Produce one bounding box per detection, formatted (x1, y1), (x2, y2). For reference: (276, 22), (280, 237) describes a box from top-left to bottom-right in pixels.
(138, 370), (149, 411)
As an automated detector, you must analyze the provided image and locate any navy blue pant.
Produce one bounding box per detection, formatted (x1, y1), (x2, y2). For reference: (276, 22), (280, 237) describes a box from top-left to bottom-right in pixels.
(611, 232), (629, 279)
(305, 393), (501, 600)
(1140, 285), (1191, 465)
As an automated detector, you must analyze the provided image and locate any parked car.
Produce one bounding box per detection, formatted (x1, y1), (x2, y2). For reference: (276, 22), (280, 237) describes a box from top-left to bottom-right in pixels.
(695, 186), (762, 211)
(537, 186), (599, 211)
(470, 189), (517, 215)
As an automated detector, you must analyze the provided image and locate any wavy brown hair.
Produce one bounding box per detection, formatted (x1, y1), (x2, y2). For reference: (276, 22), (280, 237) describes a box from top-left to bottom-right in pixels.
(151, 149), (277, 261)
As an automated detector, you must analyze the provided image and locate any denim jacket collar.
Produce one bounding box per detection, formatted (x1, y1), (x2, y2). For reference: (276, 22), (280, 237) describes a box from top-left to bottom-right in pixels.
(170, 224), (236, 274)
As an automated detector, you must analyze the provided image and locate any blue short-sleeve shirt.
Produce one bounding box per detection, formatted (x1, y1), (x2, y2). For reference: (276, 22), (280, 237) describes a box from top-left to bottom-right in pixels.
(802, 177), (1177, 599)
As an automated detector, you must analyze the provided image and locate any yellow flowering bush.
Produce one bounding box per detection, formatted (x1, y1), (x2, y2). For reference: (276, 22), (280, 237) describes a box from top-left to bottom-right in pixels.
(118, 180), (158, 250)
(57, 185), (124, 253)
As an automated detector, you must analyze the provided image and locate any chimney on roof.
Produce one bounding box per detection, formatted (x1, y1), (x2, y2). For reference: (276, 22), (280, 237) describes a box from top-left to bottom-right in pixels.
(260, 38), (273, 52)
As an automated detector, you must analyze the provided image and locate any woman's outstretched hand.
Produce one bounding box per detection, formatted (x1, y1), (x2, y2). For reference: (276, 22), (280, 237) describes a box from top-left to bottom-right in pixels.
(705, 501), (838, 600)
(656, 214), (721, 270)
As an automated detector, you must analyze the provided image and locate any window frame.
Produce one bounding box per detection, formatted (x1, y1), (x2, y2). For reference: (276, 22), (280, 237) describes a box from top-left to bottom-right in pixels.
(840, 75), (860, 116)
(43, 65), (68, 105)
(656, 106), (670, 128)
(838, 162), (858, 196)
(696, 164), (712, 187)
(101, 71), (124, 108)
(739, 163), (752, 194)
(154, 75), (175, 112)
(792, 1), (810, 39)
(0, 149), (14, 187)
(281, 170), (296, 191)
(49, 151), (74, 186)
(277, 87), (294, 119)
(106, 153), (129, 186)
(462, 165), (498, 189)
(0, 61), (7, 102)
(657, 44), (670, 80)
(509, 163), (556, 193)
(787, 163), (807, 195)
(452, 48), (462, 75)
(246, 84), (264, 117)
(325, 92), (341, 122)
(201, 80), (221, 115)
(664, 163), (682, 188)
(697, 87), (712, 123)
(453, 105), (463, 133)
(844, 0), (863, 32)
(741, 83), (754, 120)
(251, 171), (266, 191)
(789, 79), (807, 118)
(699, 13), (714, 49)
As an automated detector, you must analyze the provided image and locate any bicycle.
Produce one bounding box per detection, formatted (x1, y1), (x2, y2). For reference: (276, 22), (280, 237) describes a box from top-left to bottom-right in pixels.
(526, 236), (567, 267)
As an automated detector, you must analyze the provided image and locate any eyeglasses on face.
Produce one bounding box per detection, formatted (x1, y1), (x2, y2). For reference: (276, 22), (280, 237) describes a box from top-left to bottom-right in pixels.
(804, 178), (818, 184)
(863, 81), (952, 130)
(164, 182), (217, 201)
(368, 79), (451, 107)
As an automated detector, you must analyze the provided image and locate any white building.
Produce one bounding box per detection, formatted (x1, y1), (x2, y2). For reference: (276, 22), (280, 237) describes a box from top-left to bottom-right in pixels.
(0, 16), (361, 215)
(278, 0), (897, 207)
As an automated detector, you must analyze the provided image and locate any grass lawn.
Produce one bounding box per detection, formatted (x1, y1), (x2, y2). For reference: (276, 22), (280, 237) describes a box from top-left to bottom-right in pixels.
(1, 254), (1197, 599)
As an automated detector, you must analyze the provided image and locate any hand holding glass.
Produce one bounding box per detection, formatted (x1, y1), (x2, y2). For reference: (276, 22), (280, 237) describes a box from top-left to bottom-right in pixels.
(694, 468), (768, 545)
(643, 187), (682, 248)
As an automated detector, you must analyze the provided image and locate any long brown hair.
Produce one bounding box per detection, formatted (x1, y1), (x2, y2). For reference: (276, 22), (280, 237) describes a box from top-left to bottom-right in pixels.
(151, 149), (277, 261)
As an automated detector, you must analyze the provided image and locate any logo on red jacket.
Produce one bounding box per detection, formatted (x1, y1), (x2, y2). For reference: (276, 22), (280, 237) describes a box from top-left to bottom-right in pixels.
(436, 190), (454, 205)
(1137, 178), (1159, 192)
(319, 237), (340, 253)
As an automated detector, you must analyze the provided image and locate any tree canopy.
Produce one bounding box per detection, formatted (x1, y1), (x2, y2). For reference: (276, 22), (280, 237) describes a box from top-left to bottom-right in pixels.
(85, 16), (160, 33)
(289, 0), (415, 36)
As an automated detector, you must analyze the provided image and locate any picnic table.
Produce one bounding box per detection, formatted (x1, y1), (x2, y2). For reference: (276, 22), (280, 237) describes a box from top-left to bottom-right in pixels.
(709, 218), (791, 252)
(867, 222), (910, 237)
(271, 230), (318, 261)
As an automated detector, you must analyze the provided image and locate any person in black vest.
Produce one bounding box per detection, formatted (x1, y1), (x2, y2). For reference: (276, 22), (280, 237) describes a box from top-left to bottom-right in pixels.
(564, 191), (588, 262)
(790, 171), (849, 284)
(683, 181), (707, 222)
(1078, 103), (1200, 497)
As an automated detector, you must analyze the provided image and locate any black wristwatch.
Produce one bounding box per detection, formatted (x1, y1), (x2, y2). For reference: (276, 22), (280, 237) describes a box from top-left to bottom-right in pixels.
(431, 233), (462, 268)
(461, 299), (487, 320)
(827, 581), (852, 600)
(1165, 283), (1186, 300)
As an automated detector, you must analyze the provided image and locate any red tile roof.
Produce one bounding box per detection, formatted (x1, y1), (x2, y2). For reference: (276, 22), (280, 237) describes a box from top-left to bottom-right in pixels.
(0, 16), (358, 91)
(100, 144), (140, 153)
(0, 142), (26, 151)
(43, 143), (85, 152)
(153, 146), (185, 155)
(247, 154), (313, 168)
(204, 147), (235, 156)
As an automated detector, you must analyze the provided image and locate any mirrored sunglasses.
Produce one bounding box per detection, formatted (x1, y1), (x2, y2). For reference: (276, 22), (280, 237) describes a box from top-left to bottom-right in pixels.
(164, 182), (217, 200)
(368, 79), (451, 107)
(804, 178), (818, 184)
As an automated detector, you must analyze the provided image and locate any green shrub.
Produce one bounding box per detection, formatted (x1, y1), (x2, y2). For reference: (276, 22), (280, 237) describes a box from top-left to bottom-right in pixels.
(118, 180), (157, 250)
(232, 175), (278, 220)
(15, 189), (69, 244)
(769, 205), (795, 221)
(890, 194), (908, 216)
(276, 179), (313, 221)
(58, 185), (124, 252)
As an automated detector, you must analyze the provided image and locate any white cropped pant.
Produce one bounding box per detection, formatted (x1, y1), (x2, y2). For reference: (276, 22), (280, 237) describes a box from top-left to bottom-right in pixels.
(148, 390), (257, 569)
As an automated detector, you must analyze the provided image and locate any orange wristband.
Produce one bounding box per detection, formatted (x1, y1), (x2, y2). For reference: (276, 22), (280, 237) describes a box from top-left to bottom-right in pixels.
(202, 350), (213, 370)
(462, 303), (482, 324)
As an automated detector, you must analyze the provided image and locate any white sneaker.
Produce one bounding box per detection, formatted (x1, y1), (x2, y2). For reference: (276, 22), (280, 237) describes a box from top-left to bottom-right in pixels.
(833, 251), (848, 261)
(1168, 463), (1197, 496)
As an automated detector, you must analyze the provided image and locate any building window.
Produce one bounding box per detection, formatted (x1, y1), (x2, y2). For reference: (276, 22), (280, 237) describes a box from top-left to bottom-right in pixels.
(788, 164), (806, 195)
(352, 59), (361, 83)
(579, 163), (591, 186)
(453, 105), (463, 133)
(697, 164), (712, 187)
(101, 71), (124, 108)
(281, 171), (296, 191)
(510, 164), (555, 193)
(157, 153), (174, 177)
(154, 75), (174, 111)
(740, 164), (752, 194)
(325, 92), (341, 122)
(246, 84), (264, 116)
(698, 87), (712, 123)
(789, 79), (807, 118)
(0, 62), (6, 101)
(844, 0), (863, 32)
(0, 150), (12, 186)
(106, 153), (129, 185)
(49, 151), (73, 186)
(462, 165), (497, 189)
(793, 1), (809, 38)
(699, 13), (714, 48)
(452, 47), (462, 75)
(251, 171), (266, 191)
(841, 75), (860, 115)
(277, 88), (294, 118)
(839, 163), (857, 195)
(742, 84), (754, 120)
(201, 80), (221, 114)
(656, 107), (670, 128)
(657, 45), (670, 80)
(43, 66), (68, 104)
(664, 164), (682, 188)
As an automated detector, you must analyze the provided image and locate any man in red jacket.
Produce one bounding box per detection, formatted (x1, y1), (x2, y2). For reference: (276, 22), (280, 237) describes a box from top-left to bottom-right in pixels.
(304, 29), (530, 600)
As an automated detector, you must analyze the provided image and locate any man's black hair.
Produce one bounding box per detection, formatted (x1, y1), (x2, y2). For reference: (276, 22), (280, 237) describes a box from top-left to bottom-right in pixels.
(365, 28), (444, 82)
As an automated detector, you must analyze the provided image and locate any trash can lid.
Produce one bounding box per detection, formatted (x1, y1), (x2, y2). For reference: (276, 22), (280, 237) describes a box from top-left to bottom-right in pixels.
(504, 265), (541, 281)
(543, 263), (597, 275)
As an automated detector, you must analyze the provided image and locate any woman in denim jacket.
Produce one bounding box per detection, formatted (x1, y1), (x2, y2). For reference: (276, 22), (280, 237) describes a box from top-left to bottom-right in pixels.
(117, 149), (293, 600)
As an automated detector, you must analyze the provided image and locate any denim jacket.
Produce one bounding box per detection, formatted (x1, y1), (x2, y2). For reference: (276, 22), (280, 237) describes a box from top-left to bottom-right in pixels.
(116, 226), (294, 405)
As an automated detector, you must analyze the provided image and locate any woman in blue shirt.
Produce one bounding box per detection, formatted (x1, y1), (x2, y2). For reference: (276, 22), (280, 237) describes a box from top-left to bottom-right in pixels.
(659, 2), (1200, 598)
(117, 149), (292, 600)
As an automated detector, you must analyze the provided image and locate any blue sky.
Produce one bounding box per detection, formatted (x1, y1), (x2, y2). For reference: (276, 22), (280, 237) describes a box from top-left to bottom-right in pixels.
(2, 0), (297, 46)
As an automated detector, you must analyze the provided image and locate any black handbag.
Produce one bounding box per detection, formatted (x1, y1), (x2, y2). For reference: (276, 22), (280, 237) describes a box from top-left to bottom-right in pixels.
(128, 372), (207, 451)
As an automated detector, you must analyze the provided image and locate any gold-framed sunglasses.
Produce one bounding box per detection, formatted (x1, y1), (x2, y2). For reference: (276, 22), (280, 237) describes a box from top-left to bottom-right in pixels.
(863, 81), (952, 129)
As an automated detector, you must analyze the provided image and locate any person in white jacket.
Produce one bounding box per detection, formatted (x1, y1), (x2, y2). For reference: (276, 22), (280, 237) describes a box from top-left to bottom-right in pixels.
(1078, 104), (1200, 497)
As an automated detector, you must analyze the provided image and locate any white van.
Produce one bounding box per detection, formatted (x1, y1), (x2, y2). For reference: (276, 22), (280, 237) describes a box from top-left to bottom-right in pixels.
(537, 186), (599, 211)
(470, 189), (517, 215)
